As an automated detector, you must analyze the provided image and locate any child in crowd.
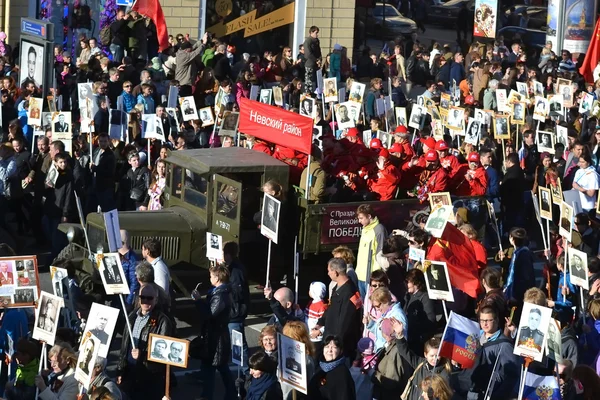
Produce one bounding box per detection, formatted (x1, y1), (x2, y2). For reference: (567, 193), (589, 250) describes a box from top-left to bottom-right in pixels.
(350, 337), (375, 399)
(305, 281), (327, 342)
(547, 254), (576, 320)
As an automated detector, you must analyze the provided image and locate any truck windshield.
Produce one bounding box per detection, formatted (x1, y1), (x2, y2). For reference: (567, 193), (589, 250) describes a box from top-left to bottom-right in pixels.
(183, 170), (208, 209)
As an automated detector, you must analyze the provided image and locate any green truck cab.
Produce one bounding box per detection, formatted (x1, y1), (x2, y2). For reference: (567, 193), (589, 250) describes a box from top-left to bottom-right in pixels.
(59, 147), (488, 295)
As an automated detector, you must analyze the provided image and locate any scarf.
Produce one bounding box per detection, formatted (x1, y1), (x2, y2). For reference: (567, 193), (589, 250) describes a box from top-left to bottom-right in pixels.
(247, 372), (278, 400)
(319, 356), (346, 373)
(15, 358), (39, 386)
(504, 246), (528, 299)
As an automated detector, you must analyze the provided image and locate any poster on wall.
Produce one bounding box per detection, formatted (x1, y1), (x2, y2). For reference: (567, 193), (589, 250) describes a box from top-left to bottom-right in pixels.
(563, 0), (597, 54)
(546, 0), (563, 51)
(473, 0), (498, 38)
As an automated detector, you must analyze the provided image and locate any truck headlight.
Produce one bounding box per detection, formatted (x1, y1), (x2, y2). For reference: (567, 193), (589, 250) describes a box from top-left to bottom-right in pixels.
(66, 227), (76, 243)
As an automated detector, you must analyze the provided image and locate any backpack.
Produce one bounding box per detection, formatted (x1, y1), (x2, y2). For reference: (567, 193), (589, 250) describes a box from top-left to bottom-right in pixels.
(99, 26), (112, 46)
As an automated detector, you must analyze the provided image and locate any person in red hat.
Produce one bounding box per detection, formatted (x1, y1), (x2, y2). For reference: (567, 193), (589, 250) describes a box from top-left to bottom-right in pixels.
(369, 138), (383, 150)
(392, 125), (415, 159)
(273, 145), (308, 185)
(246, 135), (273, 155)
(407, 150), (448, 201)
(344, 127), (364, 147)
(435, 140), (461, 178)
(368, 148), (400, 201)
(388, 142), (406, 167)
(322, 140), (359, 177)
(454, 152), (488, 196)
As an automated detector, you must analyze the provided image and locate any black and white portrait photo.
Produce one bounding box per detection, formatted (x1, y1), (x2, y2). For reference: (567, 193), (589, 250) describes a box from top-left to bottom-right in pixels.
(98, 253), (129, 295)
(336, 102), (355, 130)
(148, 334), (189, 368)
(464, 118), (480, 145)
(549, 94), (564, 117)
(512, 102), (525, 124)
(198, 107), (214, 126)
(424, 205), (452, 238)
(19, 40), (44, 90)
(559, 201), (573, 242)
(516, 82), (528, 98)
(205, 232), (223, 261)
(559, 85), (573, 107)
(539, 187), (552, 220)
(180, 96), (198, 122)
(424, 260), (454, 302)
(537, 131), (554, 154)
(260, 89), (272, 105)
(514, 302), (552, 362)
(349, 81), (365, 102)
(493, 116), (510, 139)
(13, 287), (35, 304)
(446, 107), (464, 131)
(232, 329), (243, 366)
(32, 292), (63, 345)
(75, 333), (101, 388)
(546, 319), (562, 362)
(299, 96), (315, 119)
(261, 193), (281, 244)
(50, 266), (67, 298)
(568, 247), (589, 290)
(78, 83), (96, 121)
(408, 104), (426, 130)
(53, 113), (70, 133)
(533, 97), (549, 122)
(82, 303), (120, 357)
(102, 255), (122, 285)
(219, 111), (240, 137)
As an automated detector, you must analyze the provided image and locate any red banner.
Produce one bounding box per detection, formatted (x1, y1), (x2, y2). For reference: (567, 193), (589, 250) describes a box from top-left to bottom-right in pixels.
(238, 98), (313, 155)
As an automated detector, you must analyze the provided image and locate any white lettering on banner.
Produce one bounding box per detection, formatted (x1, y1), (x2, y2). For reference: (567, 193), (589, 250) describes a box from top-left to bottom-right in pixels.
(249, 110), (304, 137)
(330, 210), (355, 218)
(216, 220), (231, 231)
(329, 218), (358, 226)
(328, 227), (361, 238)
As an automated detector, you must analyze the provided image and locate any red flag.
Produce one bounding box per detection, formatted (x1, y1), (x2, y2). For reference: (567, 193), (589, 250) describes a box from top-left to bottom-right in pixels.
(579, 17), (600, 83)
(132, 0), (169, 52)
(426, 223), (480, 298)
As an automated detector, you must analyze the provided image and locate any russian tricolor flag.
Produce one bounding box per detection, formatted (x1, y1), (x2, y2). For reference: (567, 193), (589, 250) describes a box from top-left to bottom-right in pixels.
(439, 311), (480, 369)
(522, 373), (560, 400)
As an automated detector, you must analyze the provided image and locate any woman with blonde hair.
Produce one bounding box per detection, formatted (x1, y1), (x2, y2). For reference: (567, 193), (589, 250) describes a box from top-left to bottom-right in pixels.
(420, 375), (453, 400)
(281, 321), (316, 399)
(34, 342), (79, 399)
(259, 325), (278, 361)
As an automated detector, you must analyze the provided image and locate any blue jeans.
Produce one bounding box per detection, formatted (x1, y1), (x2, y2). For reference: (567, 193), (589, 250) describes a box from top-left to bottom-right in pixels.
(200, 362), (235, 400)
(358, 280), (368, 300)
(228, 321), (249, 376)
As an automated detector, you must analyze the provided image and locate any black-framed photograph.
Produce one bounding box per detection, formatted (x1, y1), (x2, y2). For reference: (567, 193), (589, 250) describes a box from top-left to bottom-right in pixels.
(147, 333), (190, 368)
(32, 291), (64, 345)
(180, 96), (198, 122)
(98, 253), (130, 295)
(259, 88), (272, 105)
(219, 111), (240, 137)
(511, 101), (525, 125)
(514, 302), (552, 362)
(568, 247), (589, 290)
(81, 302), (120, 357)
(261, 193), (281, 244)
(232, 329), (243, 366)
(423, 260), (454, 302)
(19, 39), (44, 90)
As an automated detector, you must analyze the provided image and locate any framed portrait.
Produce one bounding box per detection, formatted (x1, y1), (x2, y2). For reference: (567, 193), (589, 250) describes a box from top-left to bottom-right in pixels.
(219, 111), (240, 137)
(81, 302), (120, 357)
(49, 266), (68, 298)
(550, 178), (563, 205)
(27, 97), (42, 127)
(52, 112), (71, 136)
(277, 333), (308, 394)
(507, 89), (522, 105)
(41, 112), (54, 130)
(568, 247), (589, 290)
(493, 115), (511, 140)
(516, 82), (528, 98)
(495, 89), (508, 112)
(555, 125), (568, 149)
(533, 81), (544, 98)
(559, 201), (573, 242)
(336, 101), (356, 129)
(424, 205), (452, 238)
(558, 84), (573, 108)
(78, 83), (96, 121)
(513, 302), (552, 362)
(272, 86), (284, 106)
(260, 193), (281, 244)
(299, 95), (316, 119)
(0, 256), (40, 308)
(546, 318), (562, 363)
(539, 187), (552, 220)
(32, 291), (64, 345)
(179, 96), (199, 122)
(446, 107), (465, 132)
(548, 94), (564, 117)
(579, 92), (594, 115)
(536, 131), (554, 154)
(533, 96), (549, 122)
(141, 114), (164, 141)
(323, 78), (338, 103)
(428, 105), (441, 121)
(395, 107), (407, 127)
(75, 332), (101, 389)
(474, 108), (490, 125)
(108, 109), (127, 141)
(97, 253), (130, 295)
(439, 93), (451, 114)
(19, 39), (45, 91)
(198, 107), (214, 126)
(165, 107), (181, 133)
(148, 333), (190, 368)
(231, 329), (244, 366)
(511, 101), (526, 125)
(349, 81), (366, 103)
(408, 104), (426, 130)
(464, 118), (481, 145)
(206, 232), (223, 261)
(432, 119), (444, 140)
(423, 260), (454, 302)
(259, 88), (272, 105)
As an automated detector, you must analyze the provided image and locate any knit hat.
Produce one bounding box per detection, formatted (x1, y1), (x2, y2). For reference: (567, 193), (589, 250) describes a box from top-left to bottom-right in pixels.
(333, 43), (342, 51)
(151, 57), (162, 70)
(309, 281), (326, 301)
(357, 337), (374, 355)
(435, 140), (449, 151)
(425, 150), (439, 161)
(541, 152), (551, 160)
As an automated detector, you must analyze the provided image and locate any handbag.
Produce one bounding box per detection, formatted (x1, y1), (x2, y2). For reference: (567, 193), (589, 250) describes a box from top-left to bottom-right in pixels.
(129, 187), (144, 202)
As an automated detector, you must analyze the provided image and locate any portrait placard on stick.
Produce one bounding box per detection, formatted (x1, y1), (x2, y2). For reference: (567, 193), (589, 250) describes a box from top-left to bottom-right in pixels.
(513, 302), (552, 362)
(232, 329), (243, 366)
(147, 333), (190, 368)
(97, 253), (130, 295)
(206, 232), (223, 261)
(261, 193), (281, 244)
(568, 247), (589, 290)
(32, 291), (64, 345)
(277, 333), (308, 394)
(538, 187), (552, 220)
(423, 260), (454, 302)
(81, 302), (120, 357)
(424, 205), (452, 238)
(75, 332), (101, 389)
(559, 202), (573, 242)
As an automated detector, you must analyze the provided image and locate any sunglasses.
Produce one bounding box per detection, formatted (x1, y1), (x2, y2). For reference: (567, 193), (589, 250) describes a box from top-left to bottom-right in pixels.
(140, 295), (154, 302)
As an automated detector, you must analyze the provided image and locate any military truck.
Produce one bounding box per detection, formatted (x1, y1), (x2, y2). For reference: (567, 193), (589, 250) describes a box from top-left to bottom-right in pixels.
(59, 147), (488, 294)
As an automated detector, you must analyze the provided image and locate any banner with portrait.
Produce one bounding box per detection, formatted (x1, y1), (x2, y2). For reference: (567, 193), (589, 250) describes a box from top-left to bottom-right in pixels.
(473, 0), (498, 38)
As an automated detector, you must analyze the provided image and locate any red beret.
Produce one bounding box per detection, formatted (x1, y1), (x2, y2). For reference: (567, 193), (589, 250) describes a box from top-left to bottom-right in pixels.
(394, 125), (409, 135)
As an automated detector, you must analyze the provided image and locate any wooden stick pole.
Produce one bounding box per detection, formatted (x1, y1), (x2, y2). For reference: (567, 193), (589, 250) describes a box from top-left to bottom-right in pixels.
(165, 364), (171, 399)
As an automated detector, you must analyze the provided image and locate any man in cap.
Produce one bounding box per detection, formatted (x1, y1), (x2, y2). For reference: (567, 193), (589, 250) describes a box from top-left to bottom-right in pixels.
(406, 150), (449, 197)
(435, 140), (461, 178)
(368, 149), (400, 201)
(392, 125), (415, 159)
(454, 152), (488, 196)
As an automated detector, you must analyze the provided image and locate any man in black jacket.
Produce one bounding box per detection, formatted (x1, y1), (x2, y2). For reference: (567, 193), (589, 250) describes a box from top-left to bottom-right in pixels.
(264, 286), (303, 331)
(109, 10), (129, 63)
(213, 45), (232, 82)
(303, 26), (321, 94)
(87, 133), (116, 213)
(119, 151), (149, 211)
(312, 258), (362, 359)
(224, 242), (250, 375)
(500, 153), (525, 238)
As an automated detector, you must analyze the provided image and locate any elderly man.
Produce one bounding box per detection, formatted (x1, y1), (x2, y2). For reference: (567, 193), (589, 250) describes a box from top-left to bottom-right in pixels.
(264, 286), (303, 331)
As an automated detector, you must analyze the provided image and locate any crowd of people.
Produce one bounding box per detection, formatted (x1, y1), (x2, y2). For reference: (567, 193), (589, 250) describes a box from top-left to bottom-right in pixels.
(1, 1), (600, 400)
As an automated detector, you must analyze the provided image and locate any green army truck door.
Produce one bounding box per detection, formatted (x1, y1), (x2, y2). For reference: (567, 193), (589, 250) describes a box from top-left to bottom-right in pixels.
(212, 174), (242, 244)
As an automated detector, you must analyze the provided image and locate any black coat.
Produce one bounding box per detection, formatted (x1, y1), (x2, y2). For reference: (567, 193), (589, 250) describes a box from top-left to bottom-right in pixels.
(228, 259), (250, 323)
(403, 290), (438, 352)
(44, 168), (74, 219)
(119, 166), (150, 211)
(10, 149), (31, 199)
(197, 283), (232, 366)
(308, 362), (356, 400)
(500, 164), (524, 212)
(91, 147), (116, 192)
(213, 53), (232, 82)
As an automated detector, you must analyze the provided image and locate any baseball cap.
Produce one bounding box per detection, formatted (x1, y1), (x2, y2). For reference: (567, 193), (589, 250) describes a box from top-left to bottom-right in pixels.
(390, 143), (404, 154)
(420, 137), (436, 150)
(379, 148), (390, 159)
(467, 152), (480, 163)
(394, 125), (409, 135)
(434, 140), (449, 151)
(425, 150), (439, 162)
(370, 138), (383, 149)
(346, 127), (359, 137)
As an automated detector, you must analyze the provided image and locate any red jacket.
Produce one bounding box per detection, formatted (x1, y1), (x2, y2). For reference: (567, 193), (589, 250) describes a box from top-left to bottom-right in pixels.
(252, 141), (272, 155)
(422, 166), (449, 194)
(471, 239), (487, 270)
(368, 162), (400, 201)
(398, 139), (415, 159)
(440, 154), (461, 178)
(454, 166), (488, 196)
